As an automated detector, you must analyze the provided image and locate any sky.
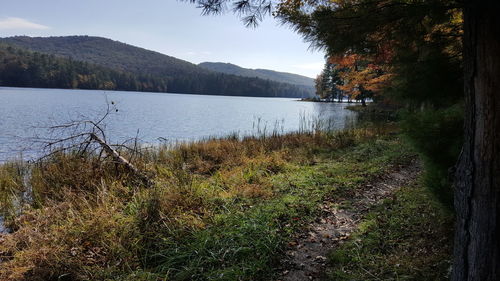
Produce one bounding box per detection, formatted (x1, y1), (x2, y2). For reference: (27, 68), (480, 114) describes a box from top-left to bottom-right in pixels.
(0, 0), (326, 78)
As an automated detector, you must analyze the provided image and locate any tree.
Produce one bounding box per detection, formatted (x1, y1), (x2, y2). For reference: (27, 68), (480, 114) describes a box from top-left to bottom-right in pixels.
(276, 0), (463, 205)
(452, 1), (500, 280)
(186, 0), (500, 279)
(314, 72), (325, 98)
(328, 53), (391, 106)
(314, 62), (343, 100)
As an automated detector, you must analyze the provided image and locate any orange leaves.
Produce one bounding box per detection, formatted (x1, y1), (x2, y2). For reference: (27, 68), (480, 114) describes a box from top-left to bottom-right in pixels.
(329, 53), (360, 68)
(360, 72), (393, 94)
(327, 52), (393, 99)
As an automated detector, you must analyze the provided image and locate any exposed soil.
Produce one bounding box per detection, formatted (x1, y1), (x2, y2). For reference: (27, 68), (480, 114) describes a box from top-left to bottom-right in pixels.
(277, 160), (421, 281)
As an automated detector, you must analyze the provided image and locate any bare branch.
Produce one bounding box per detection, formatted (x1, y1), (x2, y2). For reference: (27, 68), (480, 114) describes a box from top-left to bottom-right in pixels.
(31, 101), (153, 187)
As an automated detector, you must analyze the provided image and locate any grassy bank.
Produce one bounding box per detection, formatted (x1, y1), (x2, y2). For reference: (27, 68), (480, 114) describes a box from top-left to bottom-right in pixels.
(0, 126), (451, 280)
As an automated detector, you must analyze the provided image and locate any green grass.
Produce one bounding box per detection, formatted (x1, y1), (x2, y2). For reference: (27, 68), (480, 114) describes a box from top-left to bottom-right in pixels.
(0, 128), (431, 281)
(326, 180), (454, 280)
(130, 135), (414, 281)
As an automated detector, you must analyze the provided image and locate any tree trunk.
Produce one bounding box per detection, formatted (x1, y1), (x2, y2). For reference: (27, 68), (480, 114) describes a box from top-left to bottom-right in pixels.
(452, 1), (500, 280)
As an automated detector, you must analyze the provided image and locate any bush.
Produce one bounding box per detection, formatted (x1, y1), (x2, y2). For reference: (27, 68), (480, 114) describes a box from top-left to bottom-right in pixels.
(400, 104), (463, 208)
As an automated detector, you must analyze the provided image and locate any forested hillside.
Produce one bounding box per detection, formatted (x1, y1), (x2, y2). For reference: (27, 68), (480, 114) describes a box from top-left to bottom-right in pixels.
(0, 36), (313, 98)
(198, 62), (315, 88)
(0, 44), (169, 92)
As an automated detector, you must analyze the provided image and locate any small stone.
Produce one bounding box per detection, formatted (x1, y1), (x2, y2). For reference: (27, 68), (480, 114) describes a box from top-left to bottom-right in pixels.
(314, 255), (327, 262)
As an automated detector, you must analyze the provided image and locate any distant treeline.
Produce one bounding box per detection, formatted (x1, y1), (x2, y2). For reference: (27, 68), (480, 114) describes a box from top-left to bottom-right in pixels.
(0, 37), (312, 98)
(0, 44), (169, 92)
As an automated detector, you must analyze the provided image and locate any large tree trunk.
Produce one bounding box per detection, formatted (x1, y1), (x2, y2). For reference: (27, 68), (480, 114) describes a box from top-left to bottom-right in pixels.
(452, 1), (500, 280)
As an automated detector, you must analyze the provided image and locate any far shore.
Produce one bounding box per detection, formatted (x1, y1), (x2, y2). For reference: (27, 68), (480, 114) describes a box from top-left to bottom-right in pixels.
(297, 97), (371, 104)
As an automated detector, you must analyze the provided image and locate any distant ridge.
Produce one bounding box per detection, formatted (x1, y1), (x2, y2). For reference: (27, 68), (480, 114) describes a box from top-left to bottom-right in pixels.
(0, 36), (314, 98)
(199, 62), (315, 89)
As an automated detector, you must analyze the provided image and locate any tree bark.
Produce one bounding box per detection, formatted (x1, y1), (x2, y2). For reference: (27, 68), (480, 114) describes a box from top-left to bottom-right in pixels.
(452, 1), (500, 280)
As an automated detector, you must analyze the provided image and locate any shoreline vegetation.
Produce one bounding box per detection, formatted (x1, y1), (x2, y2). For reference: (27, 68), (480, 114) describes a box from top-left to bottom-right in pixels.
(0, 121), (453, 280)
(298, 97), (365, 103)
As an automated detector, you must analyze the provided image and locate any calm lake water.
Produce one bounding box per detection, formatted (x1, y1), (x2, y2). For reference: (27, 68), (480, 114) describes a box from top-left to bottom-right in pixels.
(0, 87), (357, 162)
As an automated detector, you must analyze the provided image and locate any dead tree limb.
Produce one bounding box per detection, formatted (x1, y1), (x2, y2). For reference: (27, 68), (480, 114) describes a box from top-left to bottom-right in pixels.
(34, 101), (154, 187)
(89, 133), (153, 186)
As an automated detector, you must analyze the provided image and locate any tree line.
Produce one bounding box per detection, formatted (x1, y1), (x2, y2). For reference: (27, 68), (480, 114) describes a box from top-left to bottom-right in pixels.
(0, 44), (169, 92)
(0, 37), (313, 98)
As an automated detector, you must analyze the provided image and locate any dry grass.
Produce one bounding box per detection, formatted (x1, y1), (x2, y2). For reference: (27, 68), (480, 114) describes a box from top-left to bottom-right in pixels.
(0, 126), (401, 280)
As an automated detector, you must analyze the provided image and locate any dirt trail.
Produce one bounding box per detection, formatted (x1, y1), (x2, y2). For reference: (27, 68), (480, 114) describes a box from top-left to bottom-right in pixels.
(278, 160), (421, 281)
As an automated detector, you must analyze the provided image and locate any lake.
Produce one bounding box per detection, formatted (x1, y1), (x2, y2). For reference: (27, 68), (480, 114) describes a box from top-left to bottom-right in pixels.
(0, 87), (357, 162)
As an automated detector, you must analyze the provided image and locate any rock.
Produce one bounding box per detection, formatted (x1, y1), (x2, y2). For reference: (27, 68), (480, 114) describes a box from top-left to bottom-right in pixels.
(314, 255), (327, 263)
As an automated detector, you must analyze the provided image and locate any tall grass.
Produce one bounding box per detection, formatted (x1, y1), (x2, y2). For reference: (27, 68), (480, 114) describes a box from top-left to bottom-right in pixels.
(0, 121), (401, 280)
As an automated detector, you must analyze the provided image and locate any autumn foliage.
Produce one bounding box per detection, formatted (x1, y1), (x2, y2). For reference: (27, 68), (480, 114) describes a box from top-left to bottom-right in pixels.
(329, 53), (392, 100)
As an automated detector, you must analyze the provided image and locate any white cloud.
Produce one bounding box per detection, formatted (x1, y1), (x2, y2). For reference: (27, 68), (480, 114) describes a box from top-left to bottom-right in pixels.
(0, 17), (49, 30)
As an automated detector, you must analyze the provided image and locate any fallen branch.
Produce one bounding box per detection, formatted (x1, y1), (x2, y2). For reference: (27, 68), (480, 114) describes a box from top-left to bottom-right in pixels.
(89, 133), (153, 186)
(33, 101), (154, 187)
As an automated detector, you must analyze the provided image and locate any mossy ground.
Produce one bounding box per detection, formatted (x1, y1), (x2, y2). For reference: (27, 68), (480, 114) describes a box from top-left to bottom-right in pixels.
(0, 127), (452, 281)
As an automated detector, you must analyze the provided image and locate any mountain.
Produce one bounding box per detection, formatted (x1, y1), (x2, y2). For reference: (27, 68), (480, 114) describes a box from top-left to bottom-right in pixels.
(1, 36), (204, 78)
(198, 62), (315, 88)
(0, 36), (313, 98)
(0, 44), (168, 92)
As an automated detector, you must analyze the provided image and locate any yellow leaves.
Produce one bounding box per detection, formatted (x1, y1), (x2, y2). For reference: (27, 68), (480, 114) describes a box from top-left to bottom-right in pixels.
(450, 9), (463, 26)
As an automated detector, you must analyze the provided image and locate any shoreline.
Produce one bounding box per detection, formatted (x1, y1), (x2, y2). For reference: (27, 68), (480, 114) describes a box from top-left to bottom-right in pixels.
(0, 127), (452, 280)
(297, 97), (370, 104)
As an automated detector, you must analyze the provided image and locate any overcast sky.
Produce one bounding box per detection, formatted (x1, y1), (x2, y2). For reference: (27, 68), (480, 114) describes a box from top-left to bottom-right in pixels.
(0, 0), (325, 78)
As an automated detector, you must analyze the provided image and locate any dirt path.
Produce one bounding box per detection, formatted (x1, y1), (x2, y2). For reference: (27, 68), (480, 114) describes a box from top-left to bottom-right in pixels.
(278, 160), (421, 281)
